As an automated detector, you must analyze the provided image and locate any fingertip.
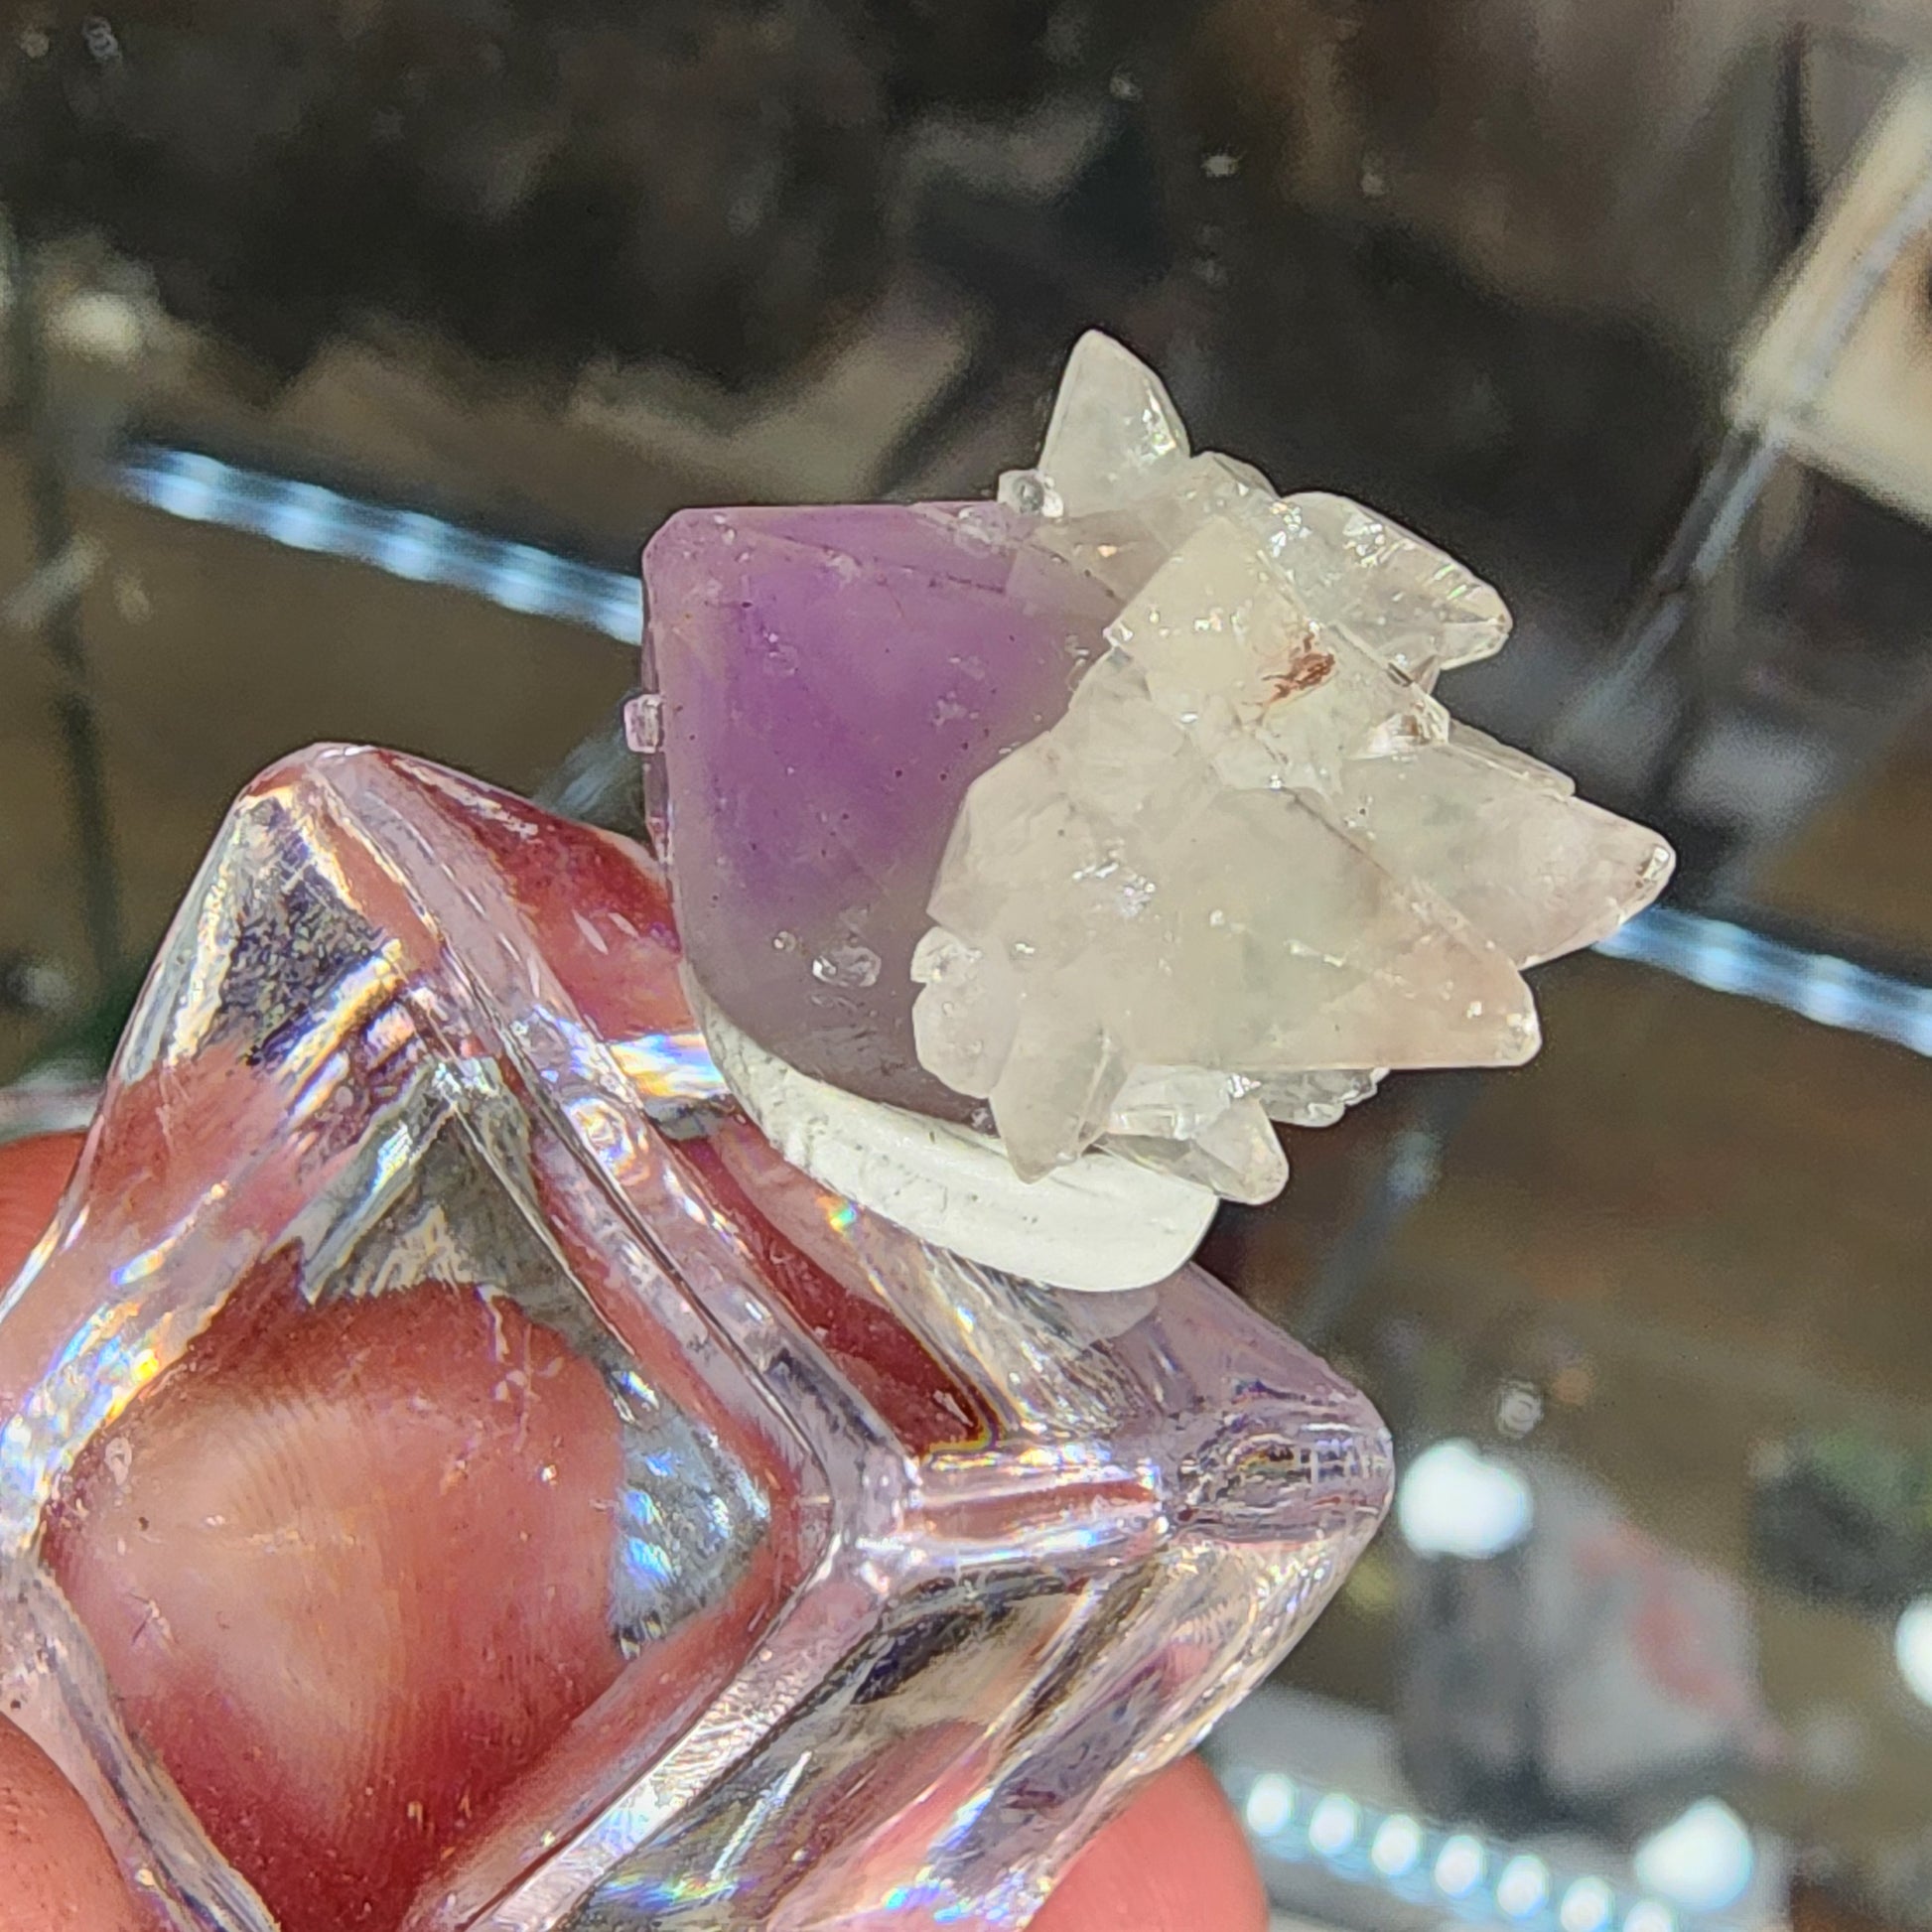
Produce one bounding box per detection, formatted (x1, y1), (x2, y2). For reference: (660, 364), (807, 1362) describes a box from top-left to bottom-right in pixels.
(0, 1715), (148, 1931)
(1034, 1756), (1269, 1932)
(0, 1131), (85, 1284)
(0, 1136), (150, 1926)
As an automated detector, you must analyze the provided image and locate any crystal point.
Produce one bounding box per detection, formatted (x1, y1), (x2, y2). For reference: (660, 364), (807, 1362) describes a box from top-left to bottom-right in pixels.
(1026, 329), (1190, 517)
(1271, 489), (1513, 685)
(1330, 735), (1677, 969)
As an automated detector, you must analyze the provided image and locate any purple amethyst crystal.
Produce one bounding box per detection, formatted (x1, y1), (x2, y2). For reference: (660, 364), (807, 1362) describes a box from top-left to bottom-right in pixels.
(643, 500), (1117, 1114)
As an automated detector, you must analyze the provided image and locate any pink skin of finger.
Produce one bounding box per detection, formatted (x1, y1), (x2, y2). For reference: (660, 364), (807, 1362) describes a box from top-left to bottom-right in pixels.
(0, 1134), (1267, 1932)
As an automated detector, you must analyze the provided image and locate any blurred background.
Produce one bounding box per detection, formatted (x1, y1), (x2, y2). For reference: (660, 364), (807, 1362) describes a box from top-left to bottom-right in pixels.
(4, 3), (1932, 1929)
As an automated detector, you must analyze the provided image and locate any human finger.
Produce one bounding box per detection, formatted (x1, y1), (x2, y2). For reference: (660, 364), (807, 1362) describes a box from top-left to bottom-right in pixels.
(1030, 1755), (1269, 1932)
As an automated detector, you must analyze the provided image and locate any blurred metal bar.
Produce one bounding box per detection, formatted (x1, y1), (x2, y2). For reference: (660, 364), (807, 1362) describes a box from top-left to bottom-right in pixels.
(1550, 67), (1932, 772)
(1295, 1075), (1483, 1350)
(1597, 903), (1932, 1053)
(1296, 901), (1932, 1347)
(1543, 428), (1780, 767)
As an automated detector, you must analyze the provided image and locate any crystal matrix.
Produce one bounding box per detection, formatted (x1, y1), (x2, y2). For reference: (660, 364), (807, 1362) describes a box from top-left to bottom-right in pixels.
(926, 337), (1674, 1191)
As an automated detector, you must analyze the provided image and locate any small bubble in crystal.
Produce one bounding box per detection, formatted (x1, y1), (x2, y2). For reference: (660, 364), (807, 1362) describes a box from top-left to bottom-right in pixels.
(999, 470), (1062, 519)
(951, 505), (1005, 551)
(772, 930), (799, 953)
(812, 944), (881, 988)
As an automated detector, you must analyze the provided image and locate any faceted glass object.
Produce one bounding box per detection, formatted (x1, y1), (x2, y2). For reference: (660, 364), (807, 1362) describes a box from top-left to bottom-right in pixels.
(0, 747), (1391, 1932)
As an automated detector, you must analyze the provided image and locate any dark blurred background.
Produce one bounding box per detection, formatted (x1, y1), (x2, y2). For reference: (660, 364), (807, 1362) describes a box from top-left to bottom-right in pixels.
(4, 4), (1932, 1930)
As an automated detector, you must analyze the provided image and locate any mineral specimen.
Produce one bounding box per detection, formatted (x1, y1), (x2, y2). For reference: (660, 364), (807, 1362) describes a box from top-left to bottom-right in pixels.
(642, 501), (1114, 1122)
(644, 333), (1672, 1210)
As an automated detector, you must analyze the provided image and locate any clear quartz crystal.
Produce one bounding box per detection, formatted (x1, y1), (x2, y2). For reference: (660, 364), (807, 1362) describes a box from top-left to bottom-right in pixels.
(913, 334), (1675, 1187)
(0, 747), (1392, 1932)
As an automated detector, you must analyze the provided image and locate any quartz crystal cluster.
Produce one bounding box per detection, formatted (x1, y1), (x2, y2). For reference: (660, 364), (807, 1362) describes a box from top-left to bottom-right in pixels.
(644, 334), (1672, 1220)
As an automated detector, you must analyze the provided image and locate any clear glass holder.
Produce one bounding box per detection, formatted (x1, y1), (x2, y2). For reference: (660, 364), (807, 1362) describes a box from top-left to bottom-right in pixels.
(0, 745), (1390, 1932)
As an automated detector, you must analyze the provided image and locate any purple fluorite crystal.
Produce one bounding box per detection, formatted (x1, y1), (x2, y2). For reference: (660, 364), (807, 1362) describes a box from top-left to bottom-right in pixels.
(643, 501), (1116, 1115)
